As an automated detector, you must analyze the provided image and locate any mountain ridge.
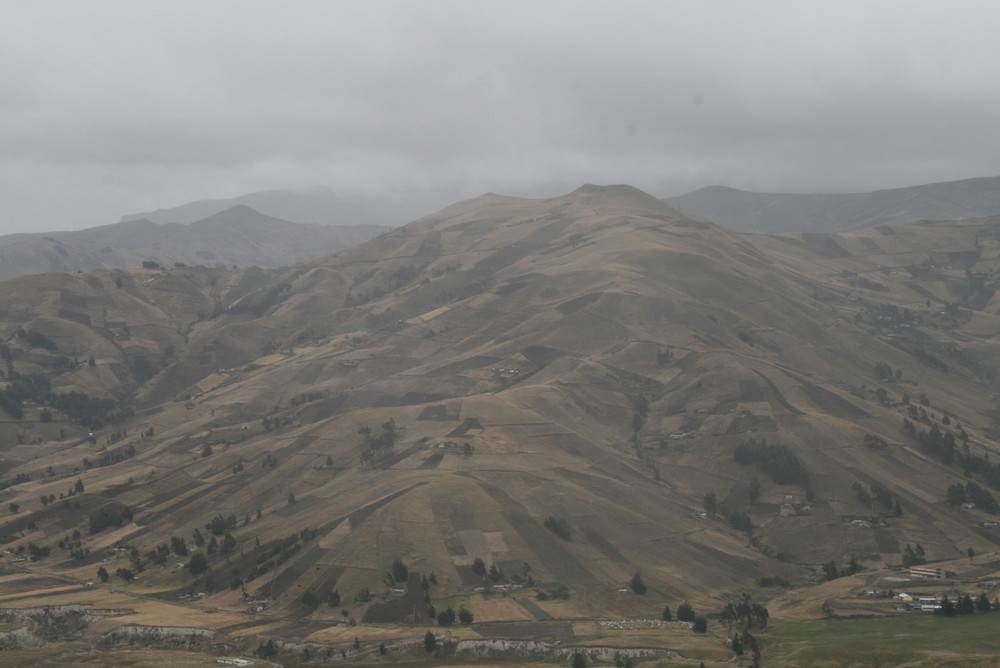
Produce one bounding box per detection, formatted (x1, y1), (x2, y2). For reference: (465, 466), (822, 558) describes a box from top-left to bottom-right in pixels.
(0, 205), (387, 281)
(4, 184), (1000, 660)
(666, 175), (1000, 233)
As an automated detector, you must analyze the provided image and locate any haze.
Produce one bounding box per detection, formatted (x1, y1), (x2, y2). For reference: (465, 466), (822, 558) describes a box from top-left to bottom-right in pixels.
(2, 0), (999, 234)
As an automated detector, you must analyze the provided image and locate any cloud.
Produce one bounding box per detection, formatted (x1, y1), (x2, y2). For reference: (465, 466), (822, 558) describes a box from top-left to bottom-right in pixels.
(2, 0), (1000, 232)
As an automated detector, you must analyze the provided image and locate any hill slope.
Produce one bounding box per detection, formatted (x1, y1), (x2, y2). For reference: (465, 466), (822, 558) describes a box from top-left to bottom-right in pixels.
(666, 175), (1000, 233)
(4, 185), (1000, 650)
(119, 186), (462, 227)
(0, 205), (385, 280)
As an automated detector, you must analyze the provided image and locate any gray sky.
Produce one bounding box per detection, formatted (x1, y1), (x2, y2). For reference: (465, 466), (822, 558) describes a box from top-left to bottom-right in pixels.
(2, 0), (1000, 234)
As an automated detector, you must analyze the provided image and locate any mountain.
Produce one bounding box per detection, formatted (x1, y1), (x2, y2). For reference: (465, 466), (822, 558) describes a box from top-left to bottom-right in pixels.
(119, 186), (469, 227)
(0, 205), (386, 280)
(4, 185), (1000, 662)
(666, 175), (1000, 233)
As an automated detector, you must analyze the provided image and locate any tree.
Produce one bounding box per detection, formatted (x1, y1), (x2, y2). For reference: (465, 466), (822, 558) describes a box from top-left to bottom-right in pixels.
(677, 602), (696, 622)
(629, 570), (647, 595)
(201, 443), (213, 457)
(845, 555), (862, 576)
(188, 552), (209, 575)
(937, 596), (956, 616)
(8, 502), (18, 514)
(471, 556), (486, 576)
(301, 591), (319, 607)
(170, 536), (189, 556)
(392, 559), (409, 583)
(423, 631), (436, 652)
(977, 593), (991, 612)
(748, 476), (761, 504)
(437, 607), (456, 626)
(256, 640), (278, 659)
(572, 653), (587, 668)
(947, 483), (967, 506)
(703, 491), (718, 517)
(458, 606), (474, 624)
(97, 566), (109, 583)
(969, 547), (976, 559)
(902, 543), (926, 566)
(692, 616), (708, 633)
(74, 479), (85, 494)
(662, 605), (672, 621)
(721, 593), (769, 635)
(544, 515), (573, 541)
(287, 492), (296, 505)
(822, 560), (840, 580)
(116, 567), (134, 581)
(327, 590), (341, 607)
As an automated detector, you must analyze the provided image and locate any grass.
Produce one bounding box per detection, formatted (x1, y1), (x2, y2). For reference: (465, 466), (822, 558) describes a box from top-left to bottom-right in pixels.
(763, 613), (1000, 667)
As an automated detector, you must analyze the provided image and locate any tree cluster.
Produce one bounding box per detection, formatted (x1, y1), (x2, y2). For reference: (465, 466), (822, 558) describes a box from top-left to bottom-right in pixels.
(543, 515), (572, 541)
(902, 543), (926, 566)
(88, 504), (134, 534)
(937, 593), (993, 616)
(733, 438), (810, 490)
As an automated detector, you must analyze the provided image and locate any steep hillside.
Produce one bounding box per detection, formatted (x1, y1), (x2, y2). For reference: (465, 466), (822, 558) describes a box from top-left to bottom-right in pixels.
(667, 175), (1000, 233)
(0, 206), (385, 281)
(5, 185), (1000, 658)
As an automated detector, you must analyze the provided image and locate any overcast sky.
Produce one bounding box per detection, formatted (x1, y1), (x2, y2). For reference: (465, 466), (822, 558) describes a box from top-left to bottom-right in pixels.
(2, 1), (1000, 234)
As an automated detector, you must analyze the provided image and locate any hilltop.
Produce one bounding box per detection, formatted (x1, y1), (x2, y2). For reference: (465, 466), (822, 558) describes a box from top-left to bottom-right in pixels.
(666, 175), (1000, 233)
(0, 205), (385, 281)
(4, 184), (1000, 663)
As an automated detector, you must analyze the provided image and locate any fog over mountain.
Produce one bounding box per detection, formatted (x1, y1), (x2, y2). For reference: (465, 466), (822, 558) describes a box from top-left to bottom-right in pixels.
(667, 175), (1000, 233)
(0, 205), (385, 280)
(3, 2), (1000, 235)
(6, 1), (1000, 663)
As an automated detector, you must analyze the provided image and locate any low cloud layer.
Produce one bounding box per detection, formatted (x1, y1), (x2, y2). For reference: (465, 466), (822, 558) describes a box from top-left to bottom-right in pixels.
(2, 1), (1000, 233)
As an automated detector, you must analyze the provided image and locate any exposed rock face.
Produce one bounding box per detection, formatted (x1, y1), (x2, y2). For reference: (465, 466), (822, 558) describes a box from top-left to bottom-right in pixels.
(0, 606), (94, 649)
(453, 638), (680, 662)
(95, 624), (214, 650)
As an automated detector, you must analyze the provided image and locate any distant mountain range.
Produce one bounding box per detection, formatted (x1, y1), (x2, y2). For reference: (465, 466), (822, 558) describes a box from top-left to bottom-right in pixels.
(119, 186), (478, 227)
(0, 205), (385, 280)
(665, 175), (1000, 233)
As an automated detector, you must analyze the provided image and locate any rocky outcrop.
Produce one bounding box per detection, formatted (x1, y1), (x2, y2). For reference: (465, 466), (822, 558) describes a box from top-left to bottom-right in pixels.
(453, 638), (680, 663)
(0, 606), (95, 649)
(0, 624), (40, 651)
(95, 624), (214, 650)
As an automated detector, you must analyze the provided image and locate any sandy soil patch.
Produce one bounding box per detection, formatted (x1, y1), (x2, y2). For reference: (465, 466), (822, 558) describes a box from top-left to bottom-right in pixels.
(417, 304), (453, 322)
(467, 594), (533, 623)
(483, 531), (508, 552)
(318, 520), (351, 549)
